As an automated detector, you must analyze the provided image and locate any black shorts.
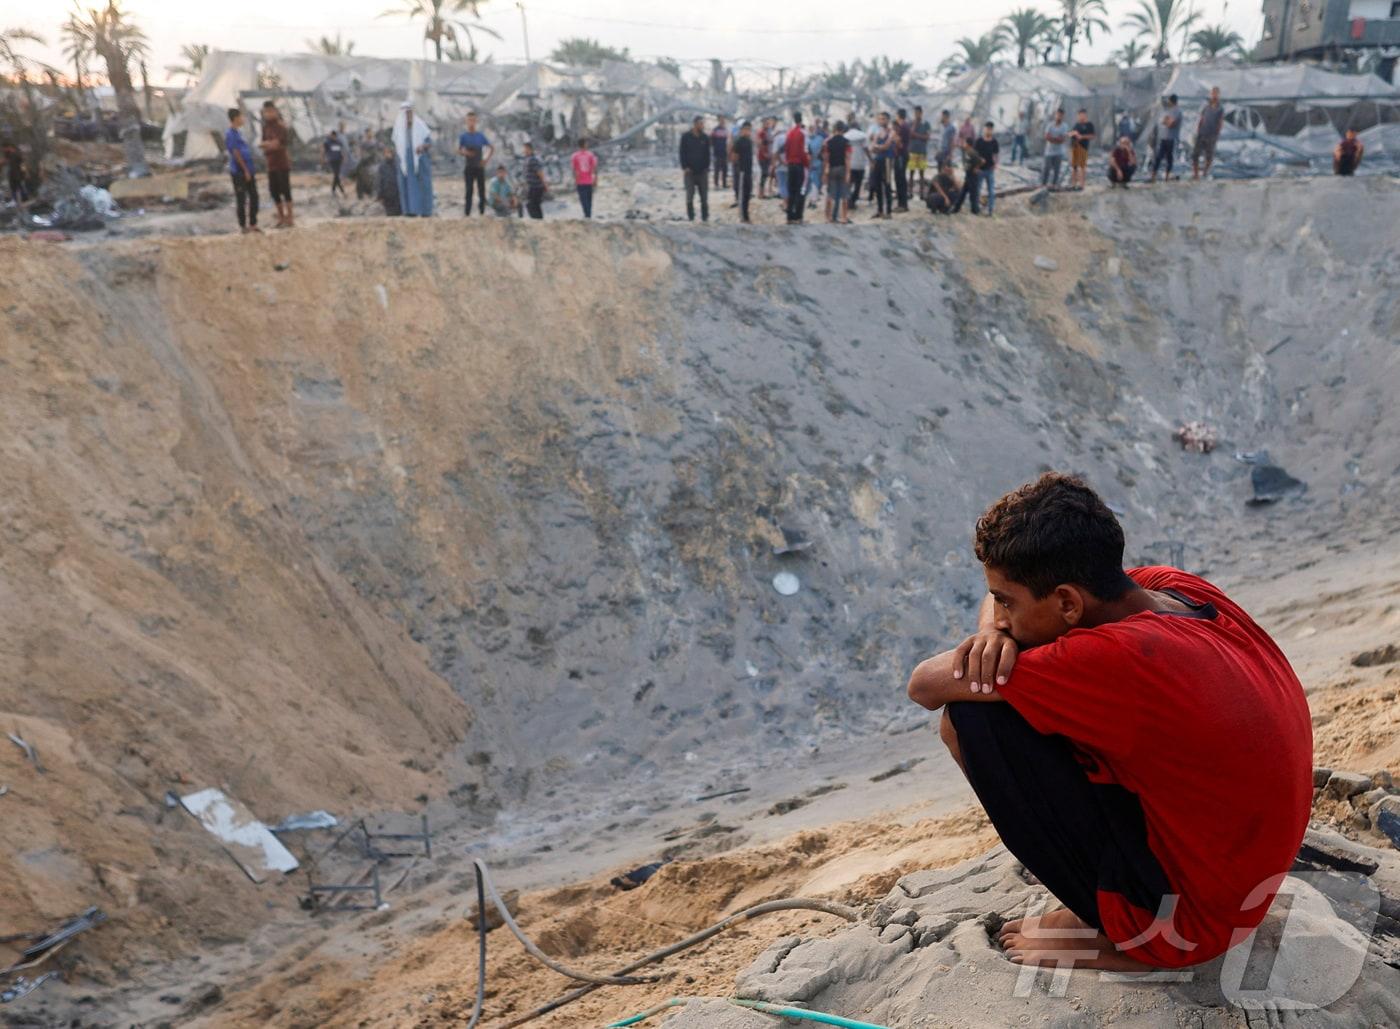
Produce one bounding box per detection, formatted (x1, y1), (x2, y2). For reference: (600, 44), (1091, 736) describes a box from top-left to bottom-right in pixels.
(946, 702), (1171, 930)
(268, 169), (292, 203)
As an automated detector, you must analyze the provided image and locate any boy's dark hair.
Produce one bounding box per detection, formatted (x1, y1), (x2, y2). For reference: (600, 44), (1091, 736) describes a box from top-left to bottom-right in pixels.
(793, 111), (803, 124)
(897, 107), (907, 117)
(262, 100), (276, 110)
(974, 473), (1133, 600)
(227, 108), (241, 122)
(984, 120), (994, 129)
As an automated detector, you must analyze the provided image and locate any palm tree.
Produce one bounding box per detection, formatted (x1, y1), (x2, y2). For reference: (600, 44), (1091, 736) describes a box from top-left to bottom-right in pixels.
(60, 16), (92, 110)
(999, 8), (1057, 68)
(380, 0), (499, 63)
(1, 27), (56, 185)
(164, 42), (209, 83)
(819, 60), (862, 93)
(548, 37), (630, 66)
(861, 55), (915, 91)
(1188, 24), (1245, 61)
(937, 33), (1007, 79)
(1123, 0), (1201, 66)
(1057, 0), (1109, 65)
(65, 2), (151, 176)
(306, 32), (355, 56)
(1110, 39), (1150, 67)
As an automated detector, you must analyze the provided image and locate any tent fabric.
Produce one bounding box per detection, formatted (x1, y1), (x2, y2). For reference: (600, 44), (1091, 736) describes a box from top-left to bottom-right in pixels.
(163, 50), (685, 161)
(1163, 64), (1400, 106)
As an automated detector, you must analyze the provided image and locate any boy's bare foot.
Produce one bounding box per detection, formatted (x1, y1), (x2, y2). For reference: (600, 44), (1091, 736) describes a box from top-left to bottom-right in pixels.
(998, 907), (1157, 972)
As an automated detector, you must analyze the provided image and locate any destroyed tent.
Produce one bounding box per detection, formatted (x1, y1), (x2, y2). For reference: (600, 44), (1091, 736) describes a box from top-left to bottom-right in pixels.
(479, 59), (689, 144)
(906, 65), (1114, 155)
(1153, 63), (1400, 174)
(162, 51), (686, 162)
(1163, 62), (1400, 136)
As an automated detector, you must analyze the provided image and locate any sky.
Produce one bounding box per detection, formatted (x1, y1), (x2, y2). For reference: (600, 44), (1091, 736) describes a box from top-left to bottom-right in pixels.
(6, 0), (1264, 87)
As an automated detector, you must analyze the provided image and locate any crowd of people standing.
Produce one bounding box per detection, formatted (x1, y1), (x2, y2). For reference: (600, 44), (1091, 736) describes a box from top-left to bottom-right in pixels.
(215, 88), (1370, 234)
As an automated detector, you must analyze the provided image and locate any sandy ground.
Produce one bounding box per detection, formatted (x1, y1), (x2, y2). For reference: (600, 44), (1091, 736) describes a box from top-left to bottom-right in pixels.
(68, 156), (1081, 240)
(169, 538), (1400, 1029)
(4, 173), (1399, 1025)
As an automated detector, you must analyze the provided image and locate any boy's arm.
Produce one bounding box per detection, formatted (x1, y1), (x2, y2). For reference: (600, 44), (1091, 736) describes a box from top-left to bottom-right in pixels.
(907, 595), (1017, 711)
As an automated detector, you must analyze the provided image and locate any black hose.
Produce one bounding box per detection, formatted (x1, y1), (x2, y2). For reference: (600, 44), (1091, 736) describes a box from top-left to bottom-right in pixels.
(493, 896), (861, 1029)
(472, 859), (661, 987)
(466, 863), (487, 1029)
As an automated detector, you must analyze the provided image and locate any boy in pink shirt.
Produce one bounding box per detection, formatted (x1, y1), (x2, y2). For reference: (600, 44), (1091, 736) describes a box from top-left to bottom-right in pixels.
(570, 138), (599, 218)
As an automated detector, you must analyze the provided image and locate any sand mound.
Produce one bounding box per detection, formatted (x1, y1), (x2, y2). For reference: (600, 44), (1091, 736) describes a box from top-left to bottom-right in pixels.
(665, 829), (1400, 1029)
(184, 807), (999, 1027)
(4, 176), (1400, 1013)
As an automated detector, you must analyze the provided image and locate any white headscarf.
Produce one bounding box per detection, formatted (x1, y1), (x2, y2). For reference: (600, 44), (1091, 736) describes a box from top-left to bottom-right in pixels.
(393, 101), (431, 175)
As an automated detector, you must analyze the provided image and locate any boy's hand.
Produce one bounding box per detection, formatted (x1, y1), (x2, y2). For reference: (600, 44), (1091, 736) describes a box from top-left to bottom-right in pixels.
(951, 630), (1018, 693)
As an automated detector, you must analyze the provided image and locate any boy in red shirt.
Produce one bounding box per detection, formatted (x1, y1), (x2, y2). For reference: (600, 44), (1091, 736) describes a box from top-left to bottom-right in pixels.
(907, 473), (1311, 971)
(570, 137), (598, 219)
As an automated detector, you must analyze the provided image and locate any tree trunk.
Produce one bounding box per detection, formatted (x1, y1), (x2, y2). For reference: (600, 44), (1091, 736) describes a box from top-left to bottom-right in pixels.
(95, 41), (149, 177)
(140, 60), (153, 120)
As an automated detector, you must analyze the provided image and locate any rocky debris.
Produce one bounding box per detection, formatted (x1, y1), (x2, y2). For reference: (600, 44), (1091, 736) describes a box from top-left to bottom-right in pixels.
(1032, 254), (1058, 271)
(1375, 798), (1400, 850)
(1327, 770), (1375, 801)
(1248, 461), (1308, 505)
(1312, 767), (1400, 846)
(1173, 420), (1218, 454)
(1353, 644), (1400, 668)
(665, 833), (1400, 1029)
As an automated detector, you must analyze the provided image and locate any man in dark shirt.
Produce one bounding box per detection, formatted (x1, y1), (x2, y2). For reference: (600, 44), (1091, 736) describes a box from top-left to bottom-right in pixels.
(908, 105), (931, 200)
(522, 141), (548, 219)
(259, 101), (294, 228)
(1192, 87), (1225, 180)
(1334, 128), (1365, 176)
(822, 122), (851, 224)
(1069, 108), (1095, 190)
(457, 111), (493, 216)
(730, 120), (755, 223)
(973, 121), (1000, 215)
(377, 144), (402, 216)
(679, 116), (710, 222)
(925, 161), (957, 215)
(710, 116), (730, 190)
(323, 130), (346, 197)
(951, 137), (987, 215)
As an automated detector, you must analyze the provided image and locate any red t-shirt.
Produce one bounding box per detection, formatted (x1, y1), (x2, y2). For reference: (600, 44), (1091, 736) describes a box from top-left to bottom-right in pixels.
(571, 150), (598, 186)
(784, 126), (809, 166)
(999, 567), (1311, 967)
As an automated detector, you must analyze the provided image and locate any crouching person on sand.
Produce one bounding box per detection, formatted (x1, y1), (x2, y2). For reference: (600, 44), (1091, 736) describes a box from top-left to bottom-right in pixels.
(906, 473), (1311, 971)
(488, 164), (519, 217)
